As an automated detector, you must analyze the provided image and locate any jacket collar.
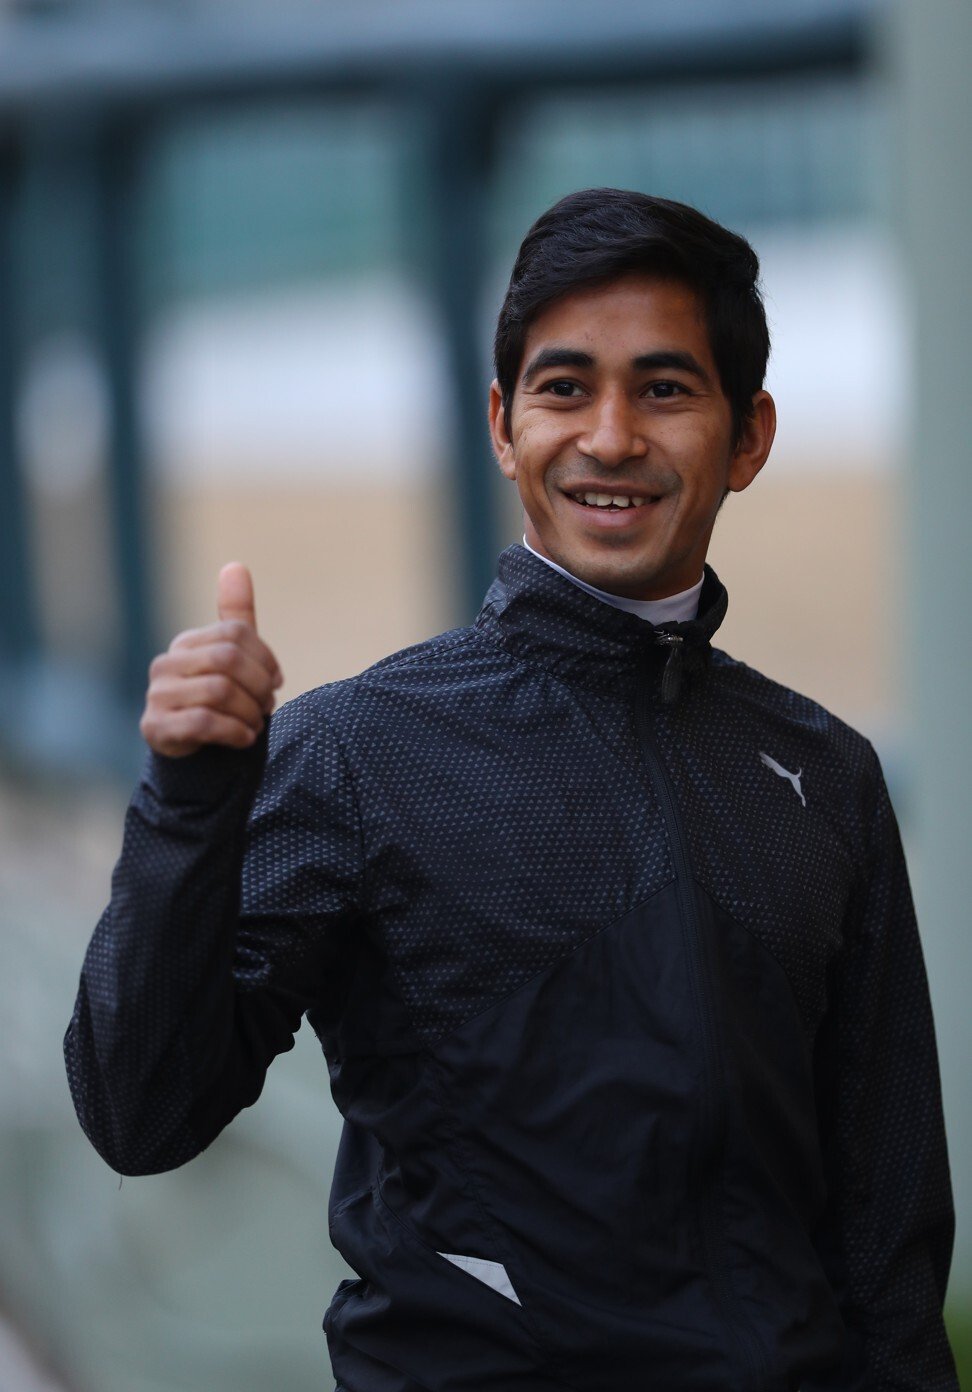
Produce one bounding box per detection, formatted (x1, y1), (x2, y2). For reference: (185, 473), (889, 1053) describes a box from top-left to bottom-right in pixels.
(475, 544), (728, 701)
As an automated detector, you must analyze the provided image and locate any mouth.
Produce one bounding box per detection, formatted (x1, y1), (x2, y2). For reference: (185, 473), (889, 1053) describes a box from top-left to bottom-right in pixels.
(566, 490), (661, 511)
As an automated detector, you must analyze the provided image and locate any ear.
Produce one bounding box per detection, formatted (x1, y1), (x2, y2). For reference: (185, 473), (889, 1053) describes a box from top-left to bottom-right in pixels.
(727, 390), (776, 493)
(489, 380), (517, 480)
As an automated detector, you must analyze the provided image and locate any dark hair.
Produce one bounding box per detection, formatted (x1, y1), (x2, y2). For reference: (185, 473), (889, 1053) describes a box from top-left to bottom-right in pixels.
(494, 188), (770, 446)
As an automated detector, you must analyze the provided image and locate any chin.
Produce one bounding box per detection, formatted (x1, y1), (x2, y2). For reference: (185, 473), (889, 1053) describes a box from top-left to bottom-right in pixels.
(570, 553), (653, 598)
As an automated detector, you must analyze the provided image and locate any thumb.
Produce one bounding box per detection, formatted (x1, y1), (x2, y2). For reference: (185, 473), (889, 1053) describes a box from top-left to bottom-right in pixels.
(217, 561), (257, 629)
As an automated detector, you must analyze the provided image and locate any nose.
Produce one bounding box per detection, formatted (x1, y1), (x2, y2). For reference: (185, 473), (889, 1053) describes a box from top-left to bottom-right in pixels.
(579, 390), (647, 468)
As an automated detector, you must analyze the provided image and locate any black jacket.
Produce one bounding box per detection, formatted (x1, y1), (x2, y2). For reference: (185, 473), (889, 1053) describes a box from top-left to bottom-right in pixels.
(65, 545), (957, 1392)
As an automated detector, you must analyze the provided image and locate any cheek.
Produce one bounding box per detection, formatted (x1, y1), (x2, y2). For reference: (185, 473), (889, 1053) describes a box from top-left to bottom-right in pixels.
(512, 415), (554, 451)
(657, 415), (720, 452)
(510, 425), (559, 482)
(672, 434), (732, 500)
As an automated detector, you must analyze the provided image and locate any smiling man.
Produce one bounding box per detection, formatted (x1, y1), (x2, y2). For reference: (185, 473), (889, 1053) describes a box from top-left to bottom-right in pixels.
(490, 273), (775, 600)
(66, 189), (957, 1392)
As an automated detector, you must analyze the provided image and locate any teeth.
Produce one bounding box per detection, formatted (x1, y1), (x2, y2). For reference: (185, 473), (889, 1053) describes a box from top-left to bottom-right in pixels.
(576, 492), (648, 508)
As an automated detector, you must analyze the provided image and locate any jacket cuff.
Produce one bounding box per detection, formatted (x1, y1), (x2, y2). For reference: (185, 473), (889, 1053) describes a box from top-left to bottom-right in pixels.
(141, 724), (268, 809)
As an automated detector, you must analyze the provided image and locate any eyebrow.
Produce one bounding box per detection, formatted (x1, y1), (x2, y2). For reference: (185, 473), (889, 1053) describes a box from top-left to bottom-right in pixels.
(520, 346), (713, 389)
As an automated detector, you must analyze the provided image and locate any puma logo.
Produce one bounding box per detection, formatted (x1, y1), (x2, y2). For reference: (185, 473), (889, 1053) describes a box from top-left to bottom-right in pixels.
(759, 751), (806, 807)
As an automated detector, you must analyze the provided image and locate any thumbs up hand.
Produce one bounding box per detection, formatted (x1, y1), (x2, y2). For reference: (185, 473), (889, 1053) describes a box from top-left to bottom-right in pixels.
(140, 563), (284, 758)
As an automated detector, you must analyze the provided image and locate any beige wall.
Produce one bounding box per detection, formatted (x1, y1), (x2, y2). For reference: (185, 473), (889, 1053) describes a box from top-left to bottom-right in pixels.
(708, 471), (896, 732)
(157, 469), (896, 737)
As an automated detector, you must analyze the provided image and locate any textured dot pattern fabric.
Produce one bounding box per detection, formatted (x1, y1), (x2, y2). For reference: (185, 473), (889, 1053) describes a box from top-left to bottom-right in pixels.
(63, 543), (957, 1391)
(814, 769), (959, 1391)
(654, 655), (873, 1038)
(318, 633), (671, 1044)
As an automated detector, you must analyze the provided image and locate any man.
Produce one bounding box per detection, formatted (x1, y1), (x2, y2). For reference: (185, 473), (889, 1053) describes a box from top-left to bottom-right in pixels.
(65, 189), (958, 1391)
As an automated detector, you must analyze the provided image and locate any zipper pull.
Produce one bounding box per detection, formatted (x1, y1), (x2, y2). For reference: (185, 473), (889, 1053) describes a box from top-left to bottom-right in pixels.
(655, 631), (684, 704)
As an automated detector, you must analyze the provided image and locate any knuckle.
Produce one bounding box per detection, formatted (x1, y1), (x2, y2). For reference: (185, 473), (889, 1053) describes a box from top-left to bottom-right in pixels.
(182, 708), (211, 739)
(142, 682), (165, 712)
(213, 642), (242, 674)
(187, 707), (213, 740)
(208, 674), (234, 704)
(145, 676), (173, 705)
(141, 713), (176, 754)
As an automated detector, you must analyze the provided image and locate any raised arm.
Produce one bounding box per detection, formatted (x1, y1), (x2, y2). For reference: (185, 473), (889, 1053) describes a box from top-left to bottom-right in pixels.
(64, 566), (361, 1175)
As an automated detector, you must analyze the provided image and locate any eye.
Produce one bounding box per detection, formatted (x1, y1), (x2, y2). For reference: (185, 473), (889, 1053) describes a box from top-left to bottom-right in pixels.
(644, 380), (690, 399)
(541, 379), (584, 398)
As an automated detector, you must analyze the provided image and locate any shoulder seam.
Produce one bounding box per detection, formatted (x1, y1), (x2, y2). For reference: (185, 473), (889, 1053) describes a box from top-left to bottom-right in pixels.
(360, 625), (482, 677)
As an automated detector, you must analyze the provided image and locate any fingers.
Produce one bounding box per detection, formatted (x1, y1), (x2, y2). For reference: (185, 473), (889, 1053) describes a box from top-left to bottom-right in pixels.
(217, 561), (257, 630)
(169, 621), (284, 690)
(142, 650), (273, 757)
(140, 562), (285, 758)
(152, 642), (278, 714)
(148, 672), (269, 732)
(140, 705), (260, 758)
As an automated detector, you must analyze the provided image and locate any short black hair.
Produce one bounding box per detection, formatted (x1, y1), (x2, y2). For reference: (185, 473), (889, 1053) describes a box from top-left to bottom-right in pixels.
(494, 188), (770, 446)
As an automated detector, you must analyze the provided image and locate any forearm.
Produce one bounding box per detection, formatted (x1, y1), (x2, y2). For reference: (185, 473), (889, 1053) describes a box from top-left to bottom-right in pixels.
(64, 738), (267, 1175)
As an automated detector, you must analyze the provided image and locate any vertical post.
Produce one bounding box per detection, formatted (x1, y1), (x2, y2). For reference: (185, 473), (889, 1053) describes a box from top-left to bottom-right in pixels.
(890, 0), (972, 1297)
(0, 138), (39, 674)
(93, 119), (156, 709)
(424, 83), (503, 621)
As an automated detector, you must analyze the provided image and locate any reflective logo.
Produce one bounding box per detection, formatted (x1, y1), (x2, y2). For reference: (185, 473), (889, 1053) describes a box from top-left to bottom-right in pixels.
(759, 750), (806, 807)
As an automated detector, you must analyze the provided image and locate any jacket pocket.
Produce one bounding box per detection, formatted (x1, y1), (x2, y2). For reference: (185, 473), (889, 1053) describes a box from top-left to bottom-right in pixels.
(325, 1183), (558, 1392)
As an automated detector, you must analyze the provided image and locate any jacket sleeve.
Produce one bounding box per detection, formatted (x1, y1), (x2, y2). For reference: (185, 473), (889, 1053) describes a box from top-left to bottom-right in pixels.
(813, 748), (958, 1391)
(63, 697), (362, 1176)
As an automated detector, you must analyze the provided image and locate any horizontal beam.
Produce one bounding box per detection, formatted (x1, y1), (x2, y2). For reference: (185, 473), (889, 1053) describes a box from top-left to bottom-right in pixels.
(0, 1), (872, 120)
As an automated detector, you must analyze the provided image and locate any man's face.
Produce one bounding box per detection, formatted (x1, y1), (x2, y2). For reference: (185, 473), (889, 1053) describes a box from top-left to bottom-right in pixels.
(489, 273), (775, 600)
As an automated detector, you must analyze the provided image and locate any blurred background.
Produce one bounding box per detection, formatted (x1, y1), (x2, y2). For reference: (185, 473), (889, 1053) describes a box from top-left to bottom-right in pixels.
(1, 0), (969, 1388)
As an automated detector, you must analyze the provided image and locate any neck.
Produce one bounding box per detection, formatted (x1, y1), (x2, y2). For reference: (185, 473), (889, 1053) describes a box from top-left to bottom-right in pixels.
(521, 538), (703, 625)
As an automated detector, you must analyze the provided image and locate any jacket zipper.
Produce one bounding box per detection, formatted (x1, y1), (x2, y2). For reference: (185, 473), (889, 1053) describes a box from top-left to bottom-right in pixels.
(634, 652), (765, 1392)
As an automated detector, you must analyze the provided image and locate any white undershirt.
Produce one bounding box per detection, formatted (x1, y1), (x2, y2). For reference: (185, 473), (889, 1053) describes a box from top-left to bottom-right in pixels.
(522, 536), (702, 625)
